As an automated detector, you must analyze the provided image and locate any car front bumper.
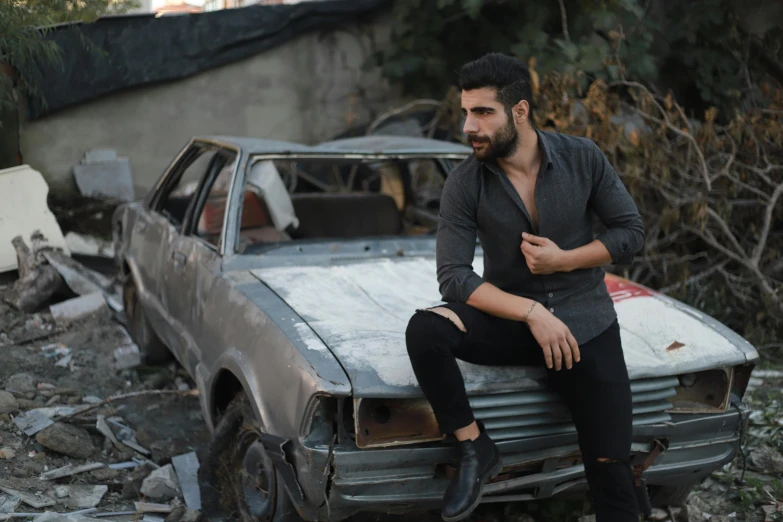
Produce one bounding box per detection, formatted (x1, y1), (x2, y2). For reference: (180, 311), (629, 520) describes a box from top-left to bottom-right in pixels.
(289, 400), (750, 521)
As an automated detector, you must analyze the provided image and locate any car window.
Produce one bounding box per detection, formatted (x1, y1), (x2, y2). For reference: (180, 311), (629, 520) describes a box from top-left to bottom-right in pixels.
(192, 153), (238, 249)
(156, 149), (219, 228)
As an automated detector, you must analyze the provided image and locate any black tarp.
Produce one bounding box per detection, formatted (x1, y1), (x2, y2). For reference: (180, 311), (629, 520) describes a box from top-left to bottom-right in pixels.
(26, 0), (389, 119)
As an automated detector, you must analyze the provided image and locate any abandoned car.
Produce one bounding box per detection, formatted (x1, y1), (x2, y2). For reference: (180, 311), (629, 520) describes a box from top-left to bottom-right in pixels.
(113, 135), (758, 522)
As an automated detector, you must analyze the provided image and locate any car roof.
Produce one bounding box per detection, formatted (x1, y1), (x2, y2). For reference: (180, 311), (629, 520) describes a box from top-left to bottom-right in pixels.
(198, 135), (472, 156)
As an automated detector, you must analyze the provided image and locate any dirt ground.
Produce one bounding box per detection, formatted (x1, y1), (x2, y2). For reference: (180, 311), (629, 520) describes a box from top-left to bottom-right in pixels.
(1, 281), (782, 522)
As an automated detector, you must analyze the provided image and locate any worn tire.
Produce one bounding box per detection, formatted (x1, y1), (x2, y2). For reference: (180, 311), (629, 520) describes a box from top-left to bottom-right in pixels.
(199, 394), (303, 522)
(649, 484), (697, 507)
(123, 276), (172, 365)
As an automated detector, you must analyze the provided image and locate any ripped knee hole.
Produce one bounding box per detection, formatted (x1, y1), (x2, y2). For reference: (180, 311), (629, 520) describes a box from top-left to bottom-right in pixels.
(426, 307), (467, 333)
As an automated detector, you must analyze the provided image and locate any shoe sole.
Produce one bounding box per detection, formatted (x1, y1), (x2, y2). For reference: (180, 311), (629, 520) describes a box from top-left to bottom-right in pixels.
(441, 458), (503, 522)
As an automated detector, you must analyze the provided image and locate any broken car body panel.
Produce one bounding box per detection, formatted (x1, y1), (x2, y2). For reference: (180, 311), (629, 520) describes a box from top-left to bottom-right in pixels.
(114, 135), (758, 521)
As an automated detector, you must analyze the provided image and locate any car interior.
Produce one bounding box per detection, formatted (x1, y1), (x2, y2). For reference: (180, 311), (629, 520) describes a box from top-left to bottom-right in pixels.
(156, 154), (457, 254)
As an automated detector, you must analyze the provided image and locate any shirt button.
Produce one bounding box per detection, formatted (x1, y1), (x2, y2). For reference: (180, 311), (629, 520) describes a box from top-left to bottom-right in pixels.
(548, 293), (553, 297)
(549, 308), (555, 313)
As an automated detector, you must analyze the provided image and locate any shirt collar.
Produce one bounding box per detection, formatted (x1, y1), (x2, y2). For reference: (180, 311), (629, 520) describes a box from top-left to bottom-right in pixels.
(481, 128), (554, 175)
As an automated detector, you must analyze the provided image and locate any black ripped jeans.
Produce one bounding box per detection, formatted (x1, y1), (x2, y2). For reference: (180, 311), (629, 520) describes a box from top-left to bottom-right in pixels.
(405, 303), (640, 522)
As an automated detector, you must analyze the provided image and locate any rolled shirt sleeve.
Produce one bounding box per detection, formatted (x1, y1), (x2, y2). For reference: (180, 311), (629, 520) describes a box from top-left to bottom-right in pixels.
(588, 142), (646, 265)
(436, 173), (485, 302)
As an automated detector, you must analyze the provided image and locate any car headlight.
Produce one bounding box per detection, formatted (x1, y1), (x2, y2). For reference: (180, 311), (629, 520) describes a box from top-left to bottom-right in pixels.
(354, 397), (443, 448)
(669, 367), (733, 413)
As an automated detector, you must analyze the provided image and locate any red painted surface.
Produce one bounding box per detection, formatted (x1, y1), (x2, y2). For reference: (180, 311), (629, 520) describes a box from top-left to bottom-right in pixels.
(604, 274), (654, 303)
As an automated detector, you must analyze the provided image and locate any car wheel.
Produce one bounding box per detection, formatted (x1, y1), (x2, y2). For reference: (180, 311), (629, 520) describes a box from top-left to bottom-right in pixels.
(123, 276), (172, 365)
(200, 394), (303, 522)
(649, 483), (697, 507)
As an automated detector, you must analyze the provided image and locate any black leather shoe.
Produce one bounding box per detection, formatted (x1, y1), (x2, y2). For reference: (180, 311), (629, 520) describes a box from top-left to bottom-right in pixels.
(441, 431), (502, 522)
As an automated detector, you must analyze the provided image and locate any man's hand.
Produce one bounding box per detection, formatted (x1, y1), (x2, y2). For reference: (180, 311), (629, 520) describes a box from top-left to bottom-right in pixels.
(526, 305), (580, 370)
(520, 233), (569, 274)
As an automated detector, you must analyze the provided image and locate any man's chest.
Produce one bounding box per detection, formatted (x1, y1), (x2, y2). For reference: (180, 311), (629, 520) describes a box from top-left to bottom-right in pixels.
(476, 172), (592, 244)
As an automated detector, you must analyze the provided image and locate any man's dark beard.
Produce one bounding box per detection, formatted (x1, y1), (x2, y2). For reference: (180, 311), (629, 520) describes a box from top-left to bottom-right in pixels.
(470, 119), (519, 160)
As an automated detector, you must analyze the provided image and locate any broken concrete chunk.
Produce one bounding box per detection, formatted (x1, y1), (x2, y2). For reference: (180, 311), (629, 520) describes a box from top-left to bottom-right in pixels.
(171, 452), (200, 511)
(73, 156), (134, 202)
(0, 165), (69, 273)
(0, 391), (18, 414)
(134, 502), (173, 514)
(0, 493), (21, 514)
(114, 344), (142, 371)
(96, 415), (119, 447)
(58, 485), (108, 509)
(65, 232), (115, 259)
(50, 292), (108, 327)
(0, 486), (56, 509)
(54, 486), (70, 499)
(141, 464), (181, 501)
(35, 422), (96, 459)
(14, 409), (54, 436)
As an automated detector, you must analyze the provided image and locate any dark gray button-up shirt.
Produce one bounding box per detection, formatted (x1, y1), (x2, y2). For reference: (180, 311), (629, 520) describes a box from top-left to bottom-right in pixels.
(436, 129), (645, 344)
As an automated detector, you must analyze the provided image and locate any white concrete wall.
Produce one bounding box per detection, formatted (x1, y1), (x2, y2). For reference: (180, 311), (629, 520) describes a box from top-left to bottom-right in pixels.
(21, 13), (400, 197)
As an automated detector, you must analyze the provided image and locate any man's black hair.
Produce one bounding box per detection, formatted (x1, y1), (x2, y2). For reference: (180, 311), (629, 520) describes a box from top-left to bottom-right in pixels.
(459, 53), (535, 126)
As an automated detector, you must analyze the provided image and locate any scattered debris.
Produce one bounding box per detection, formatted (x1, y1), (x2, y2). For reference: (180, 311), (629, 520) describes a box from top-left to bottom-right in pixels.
(0, 487), (55, 509)
(0, 392), (18, 414)
(40, 251), (121, 312)
(171, 453), (200, 511)
(140, 464), (180, 501)
(134, 503), (173, 514)
(57, 485), (108, 509)
(59, 390), (199, 421)
(35, 423), (96, 459)
(0, 494), (21, 514)
(4, 373), (38, 395)
(113, 345), (141, 371)
(120, 439), (150, 456)
(73, 150), (135, 203)
(40, 463), (105, 481)
(53, 487), (69, 499)
(64, 233), (115, 260)
(89, 468), (119, 482)
(0, 166), (69, 273)
(3, 235), (65, 313)
(108, 461), (138, 471)
(13, 410), (54, 437)
(30, 510), (105, 522)
(750, 446), (783, 474)
(95, 416), (119, 447)
(121, 463), (154, 500)
(178, 510), (201, 522)
(49, 293), (108, 329)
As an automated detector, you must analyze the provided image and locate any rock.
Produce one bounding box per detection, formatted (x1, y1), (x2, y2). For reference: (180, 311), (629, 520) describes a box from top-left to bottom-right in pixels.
(54, 486), (70, 499)
(35, 422), (95, 459)
(0, 447), (16, 459)
(141, 464), (181, 500)
(16, 398), (39, 411)
(164, 506), (187, 522)
(5, 373), (37, 394)
(59, 485), (108, 509)
(180, 510), (203, 522)
(0, 391), (18, 413)
(750, 446), (783, 473)
(90, 467), (120, 481)
(122, 463), (155, 500)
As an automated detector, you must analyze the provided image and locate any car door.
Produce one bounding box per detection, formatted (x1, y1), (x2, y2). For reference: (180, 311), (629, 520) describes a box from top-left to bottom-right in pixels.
(160, 147), (238, 368)
(145, 144), (224, 356)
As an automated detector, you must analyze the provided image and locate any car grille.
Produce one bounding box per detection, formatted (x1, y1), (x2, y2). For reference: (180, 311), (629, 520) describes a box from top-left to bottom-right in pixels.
(468, 376), (678, 441)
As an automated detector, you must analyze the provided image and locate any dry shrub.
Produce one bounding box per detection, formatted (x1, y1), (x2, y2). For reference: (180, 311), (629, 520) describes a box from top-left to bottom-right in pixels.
(531, 72), (782, 349)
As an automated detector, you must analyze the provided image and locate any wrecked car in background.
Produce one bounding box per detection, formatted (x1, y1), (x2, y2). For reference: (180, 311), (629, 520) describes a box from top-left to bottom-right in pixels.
(113, 135), (759, 522)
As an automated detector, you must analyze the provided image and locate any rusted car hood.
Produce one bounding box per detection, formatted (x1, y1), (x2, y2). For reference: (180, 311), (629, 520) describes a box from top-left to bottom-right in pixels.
(249, 256), (758, 397)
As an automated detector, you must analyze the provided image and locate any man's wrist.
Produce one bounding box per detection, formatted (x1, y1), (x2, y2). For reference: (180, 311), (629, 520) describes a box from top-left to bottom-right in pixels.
(559, 250), (576, 272)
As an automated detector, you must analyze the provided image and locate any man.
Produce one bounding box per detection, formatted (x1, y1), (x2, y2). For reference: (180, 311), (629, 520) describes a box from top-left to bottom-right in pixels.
(405, 53), (645, 522)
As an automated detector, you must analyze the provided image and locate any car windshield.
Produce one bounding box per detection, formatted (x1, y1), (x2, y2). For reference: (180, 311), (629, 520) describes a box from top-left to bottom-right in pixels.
(233, 155), (465, 254)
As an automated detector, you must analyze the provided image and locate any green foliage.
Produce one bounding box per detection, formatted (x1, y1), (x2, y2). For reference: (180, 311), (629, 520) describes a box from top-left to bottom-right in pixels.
(374, 0), (783, 118)
(0, 0), (139, 122)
